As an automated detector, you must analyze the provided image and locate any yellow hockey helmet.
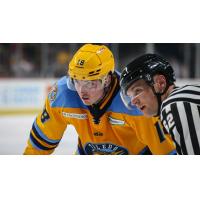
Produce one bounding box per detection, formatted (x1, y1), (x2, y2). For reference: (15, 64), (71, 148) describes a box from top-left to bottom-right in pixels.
(68, 44), (115, 80)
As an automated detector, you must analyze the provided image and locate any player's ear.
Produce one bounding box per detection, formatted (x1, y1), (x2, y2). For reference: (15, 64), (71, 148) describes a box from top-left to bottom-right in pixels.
(153, 75), (167, 93)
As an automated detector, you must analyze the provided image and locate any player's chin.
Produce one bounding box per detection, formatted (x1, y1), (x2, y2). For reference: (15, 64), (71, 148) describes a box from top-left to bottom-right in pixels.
(81, 99), (92, 105)
(141, 108), (154, 117)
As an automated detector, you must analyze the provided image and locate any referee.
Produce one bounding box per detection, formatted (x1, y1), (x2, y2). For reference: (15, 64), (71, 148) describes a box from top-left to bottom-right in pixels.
(120, 54), (200, 155)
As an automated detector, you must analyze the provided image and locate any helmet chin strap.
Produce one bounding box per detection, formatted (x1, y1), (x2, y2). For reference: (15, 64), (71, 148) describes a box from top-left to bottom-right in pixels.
(150, 83), (170, 117)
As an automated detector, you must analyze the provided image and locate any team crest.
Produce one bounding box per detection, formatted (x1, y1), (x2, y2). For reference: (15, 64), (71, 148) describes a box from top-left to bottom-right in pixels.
(48, 83), (58, 103)
(84, 142), (129, 155)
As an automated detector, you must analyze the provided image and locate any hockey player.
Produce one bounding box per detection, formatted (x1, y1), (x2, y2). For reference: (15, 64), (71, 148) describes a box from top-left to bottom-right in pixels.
(120, 53), (200, 155)
(24, 44), (176, 155)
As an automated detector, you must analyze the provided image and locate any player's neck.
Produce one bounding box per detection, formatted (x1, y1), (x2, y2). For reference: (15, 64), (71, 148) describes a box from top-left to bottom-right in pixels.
(161, 84), (175, 102)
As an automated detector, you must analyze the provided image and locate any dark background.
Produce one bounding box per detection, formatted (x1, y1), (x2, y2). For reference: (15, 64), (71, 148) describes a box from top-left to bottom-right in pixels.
(0, 43), (199, 79)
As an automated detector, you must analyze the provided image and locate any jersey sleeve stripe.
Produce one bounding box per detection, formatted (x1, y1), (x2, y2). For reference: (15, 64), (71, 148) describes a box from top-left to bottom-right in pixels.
(29, 138), (43, 151)
(176, 102), (194, 154)
(171, 126), (182, 154)
(169, 85), (200, 97)
(32, 124), (60, 146)
(31, 130), (58, 149)
(30, 132), (56, 150)
(170, 103), (188, 154)
(170, 90), (200, 97)
(162, 97), (200, 110)
(33, 120), (60, 144)
(184, 102), (200, 154)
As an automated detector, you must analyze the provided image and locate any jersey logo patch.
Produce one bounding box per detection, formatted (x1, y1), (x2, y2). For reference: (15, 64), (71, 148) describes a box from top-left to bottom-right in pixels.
(62, 112), (88, 119)
(108, 116), (125, 126)
(48, 83), (58, 103)
(41, 108), (50, 123)
(84, 143), (129, 155)
(94, 132), (103, 136)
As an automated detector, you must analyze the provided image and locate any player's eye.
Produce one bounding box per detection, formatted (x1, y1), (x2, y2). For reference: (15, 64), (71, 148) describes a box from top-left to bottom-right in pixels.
(134, 88), (143, 96)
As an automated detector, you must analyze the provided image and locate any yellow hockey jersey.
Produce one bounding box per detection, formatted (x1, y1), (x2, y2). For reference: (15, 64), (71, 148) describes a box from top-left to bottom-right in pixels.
(24, 73), (176, 155)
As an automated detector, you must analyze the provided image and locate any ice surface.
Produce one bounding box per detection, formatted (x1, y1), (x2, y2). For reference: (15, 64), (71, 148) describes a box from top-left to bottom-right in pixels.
(0, 115), (78, 155)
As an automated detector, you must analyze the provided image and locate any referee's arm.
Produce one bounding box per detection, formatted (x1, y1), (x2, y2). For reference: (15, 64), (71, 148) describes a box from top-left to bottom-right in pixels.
(161, 102), (200, 155)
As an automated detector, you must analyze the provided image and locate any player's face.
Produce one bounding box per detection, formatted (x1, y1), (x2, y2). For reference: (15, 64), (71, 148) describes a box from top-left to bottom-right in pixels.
(74, 79), (105, 105)
(126, 79), (158, 116)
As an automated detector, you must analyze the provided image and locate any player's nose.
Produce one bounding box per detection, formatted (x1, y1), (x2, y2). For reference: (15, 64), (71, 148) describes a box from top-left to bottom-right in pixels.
(79, 85), (88, 93)
(131, 96), (139, 107)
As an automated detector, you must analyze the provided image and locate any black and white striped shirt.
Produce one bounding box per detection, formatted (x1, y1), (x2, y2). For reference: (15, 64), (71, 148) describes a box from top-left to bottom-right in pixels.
(160, 84), (200, 155)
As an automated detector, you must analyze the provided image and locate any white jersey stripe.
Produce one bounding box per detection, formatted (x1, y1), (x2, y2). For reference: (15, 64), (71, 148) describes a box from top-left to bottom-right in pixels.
(165, 93), (200, 102)
(191, 104), (200, 148)
(172, 126), (181, 152)
(160, 85), (200, 154)
(176, 102), (194, 154)
(169, 85), (200, 97)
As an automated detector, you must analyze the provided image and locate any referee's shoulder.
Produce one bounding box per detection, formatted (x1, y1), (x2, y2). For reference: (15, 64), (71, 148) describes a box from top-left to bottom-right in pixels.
(169, 84), (200, 96)
(161, 84), (200, 109)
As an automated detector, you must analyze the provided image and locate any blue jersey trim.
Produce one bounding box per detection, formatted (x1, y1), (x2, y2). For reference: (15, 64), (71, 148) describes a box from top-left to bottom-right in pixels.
(168, 149), (177, 155)
(51, 76), (88, 109)
(33, 120), (60, 143)
(30, 132), (55, 151)
(29, 135), (43, 151)
(32, 123), (60, 146)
